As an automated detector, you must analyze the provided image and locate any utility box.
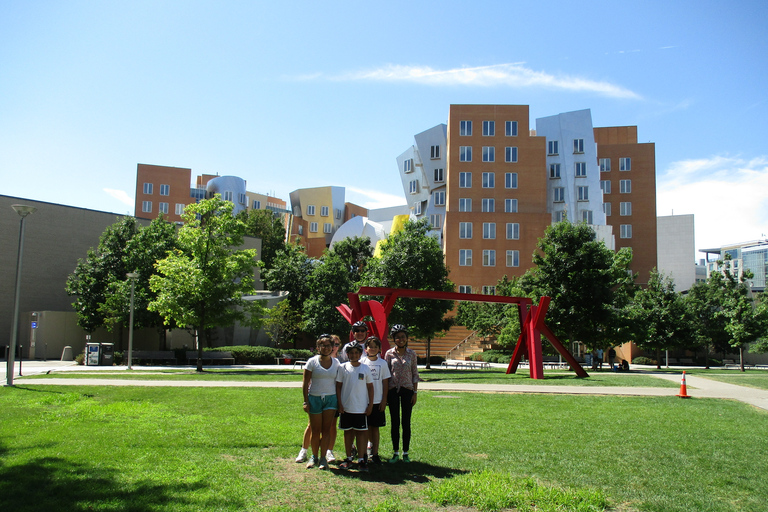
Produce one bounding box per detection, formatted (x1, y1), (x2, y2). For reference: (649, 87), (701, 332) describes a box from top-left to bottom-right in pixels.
(85, 343), (100, 366)
(100, 343), (114, 366)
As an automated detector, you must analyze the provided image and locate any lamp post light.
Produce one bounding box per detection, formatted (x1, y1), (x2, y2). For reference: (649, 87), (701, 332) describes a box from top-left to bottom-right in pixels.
(6, 204), (37, 387)
(126, 272), (139, 370)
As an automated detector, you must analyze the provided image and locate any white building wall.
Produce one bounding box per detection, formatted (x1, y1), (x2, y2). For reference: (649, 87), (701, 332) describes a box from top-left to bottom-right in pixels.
(657, 214), (696, 291)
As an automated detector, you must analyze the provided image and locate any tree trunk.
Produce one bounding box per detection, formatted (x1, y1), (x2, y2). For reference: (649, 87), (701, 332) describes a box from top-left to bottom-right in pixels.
(426, 337), (431, 369)
(740, 346), (745, 372)
(655, 347), (661, 370)
(196, 327), (204, 372)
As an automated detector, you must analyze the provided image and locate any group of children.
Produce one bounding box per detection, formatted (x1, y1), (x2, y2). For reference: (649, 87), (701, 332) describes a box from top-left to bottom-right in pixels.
(299, 322), (418, 472)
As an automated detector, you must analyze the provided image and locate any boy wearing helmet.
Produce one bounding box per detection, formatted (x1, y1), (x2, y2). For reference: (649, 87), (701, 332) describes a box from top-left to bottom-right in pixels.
(338, 321), (369, 363)
(335, 341), (374, 471)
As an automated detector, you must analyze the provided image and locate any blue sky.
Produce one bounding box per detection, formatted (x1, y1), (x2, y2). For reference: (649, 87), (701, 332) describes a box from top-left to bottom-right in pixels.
(2, 1), (767, 260)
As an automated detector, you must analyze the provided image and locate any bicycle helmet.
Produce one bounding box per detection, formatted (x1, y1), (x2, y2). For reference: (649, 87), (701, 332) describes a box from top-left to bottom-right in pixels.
(389, 324), (408, 337)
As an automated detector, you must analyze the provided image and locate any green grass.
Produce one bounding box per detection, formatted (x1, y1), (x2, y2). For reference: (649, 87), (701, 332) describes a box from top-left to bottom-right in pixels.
(687, 370), (768, 390)
(2, 385), (767, 511)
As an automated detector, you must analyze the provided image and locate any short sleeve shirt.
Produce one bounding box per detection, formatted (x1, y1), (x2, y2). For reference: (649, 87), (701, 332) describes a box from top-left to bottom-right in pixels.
(305, 355), (340, 396)
(362, 356), (391, 404)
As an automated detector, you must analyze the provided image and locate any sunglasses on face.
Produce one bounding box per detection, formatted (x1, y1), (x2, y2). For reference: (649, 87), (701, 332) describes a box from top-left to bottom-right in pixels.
(353, 329), (368, 333)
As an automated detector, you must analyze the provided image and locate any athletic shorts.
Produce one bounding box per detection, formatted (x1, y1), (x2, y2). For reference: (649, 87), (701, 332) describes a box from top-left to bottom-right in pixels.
(307, 394), (338, 415)
(367, 404), (386, 428)
(339, 412), (368, 431)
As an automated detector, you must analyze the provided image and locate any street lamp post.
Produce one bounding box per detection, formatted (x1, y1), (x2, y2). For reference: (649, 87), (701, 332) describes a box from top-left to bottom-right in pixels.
(6, 204), (37, 386)
(126, 272), (139, 370)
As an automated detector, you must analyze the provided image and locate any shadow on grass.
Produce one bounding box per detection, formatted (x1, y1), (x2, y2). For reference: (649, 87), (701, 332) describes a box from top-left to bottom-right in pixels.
(0, 457), (234, 512)
(329, 460), (468, 485)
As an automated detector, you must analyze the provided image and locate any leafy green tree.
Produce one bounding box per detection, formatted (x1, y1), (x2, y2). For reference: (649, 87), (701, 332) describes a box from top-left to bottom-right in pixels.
(149, 196), (265, 371)
(747, 294), (768, 354)
(456, 277), (521, 344)
(259, 241), (314, 312)
(304, 237), (373, 337)
(238, 208), (286, 270)
(517, 221), (636, 352)
(263, 299), (304, 348)
(361, 219), (454, 367)
(630, 269), (695, 368)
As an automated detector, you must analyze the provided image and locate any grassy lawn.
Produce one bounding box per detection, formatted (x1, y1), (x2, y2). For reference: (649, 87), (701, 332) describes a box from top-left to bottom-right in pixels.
(685, 370), (768, 390)
(2, 385), (767, 511)
(22, 367), (680, 388)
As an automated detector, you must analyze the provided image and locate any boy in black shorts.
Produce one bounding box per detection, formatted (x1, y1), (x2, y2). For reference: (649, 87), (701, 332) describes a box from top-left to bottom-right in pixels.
(335, 342), (374, 471)
(362, 336), (391, 464)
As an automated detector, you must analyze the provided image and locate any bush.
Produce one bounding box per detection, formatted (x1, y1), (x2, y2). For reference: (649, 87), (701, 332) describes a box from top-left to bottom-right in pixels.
(472, 350), (513, 364)
(114, 351), (124, 365)
(75, 352), (85, 365)
(417, 355), (445, 366)
(632, 356), (656, 365)
(207, 346), (313, 365)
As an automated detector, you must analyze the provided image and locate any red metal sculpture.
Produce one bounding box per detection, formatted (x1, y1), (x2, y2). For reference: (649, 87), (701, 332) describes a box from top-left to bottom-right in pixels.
(337, 287), (588, 379)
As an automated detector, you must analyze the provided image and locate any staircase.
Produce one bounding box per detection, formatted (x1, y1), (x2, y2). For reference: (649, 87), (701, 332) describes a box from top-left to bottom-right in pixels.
(408, 325), (491, 361)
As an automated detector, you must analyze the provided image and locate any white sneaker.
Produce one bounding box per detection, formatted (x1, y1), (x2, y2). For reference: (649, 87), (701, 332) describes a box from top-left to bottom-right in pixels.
(326, 450), (336, 463)
(295, 448), (308, 463)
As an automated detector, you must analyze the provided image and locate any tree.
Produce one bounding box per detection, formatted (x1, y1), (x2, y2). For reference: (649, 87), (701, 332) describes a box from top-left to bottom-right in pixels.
(259, 241), (314, 312)
(148, 196), (266, 371)
(747, 295), (768, 354)
(361, 219), (454, 367)
(630, 269), (695, 368)
(517, 221), (636, 352)
(238, 208), (286, 270)
(263, 299), (304, 348)
(304, 237), (373, 337)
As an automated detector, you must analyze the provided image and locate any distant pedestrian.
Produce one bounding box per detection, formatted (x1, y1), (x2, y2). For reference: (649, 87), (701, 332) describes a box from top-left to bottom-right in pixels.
(608, 348), (616, 370)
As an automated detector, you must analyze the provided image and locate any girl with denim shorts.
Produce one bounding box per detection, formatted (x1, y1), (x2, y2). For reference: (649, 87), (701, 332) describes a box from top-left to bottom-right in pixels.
(302, 334), (340, 469)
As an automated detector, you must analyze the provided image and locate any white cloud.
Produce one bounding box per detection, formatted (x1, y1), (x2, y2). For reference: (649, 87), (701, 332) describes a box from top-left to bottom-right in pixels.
(657, 156), (768, 255)
(308, 63), (641, 99)
(345, 186), (406, 210)
(104, 188), (134, 207)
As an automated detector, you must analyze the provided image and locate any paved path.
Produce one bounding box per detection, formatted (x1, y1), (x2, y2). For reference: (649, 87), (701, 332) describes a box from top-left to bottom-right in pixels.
(5, 361), (768, 411)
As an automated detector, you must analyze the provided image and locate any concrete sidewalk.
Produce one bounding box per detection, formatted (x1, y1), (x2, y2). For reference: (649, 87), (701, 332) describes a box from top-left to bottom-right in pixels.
(5, 360), (768, 411)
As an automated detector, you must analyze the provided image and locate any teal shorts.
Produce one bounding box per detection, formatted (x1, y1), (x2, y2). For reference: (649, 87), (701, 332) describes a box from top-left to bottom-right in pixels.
(308, 394), (338, 415)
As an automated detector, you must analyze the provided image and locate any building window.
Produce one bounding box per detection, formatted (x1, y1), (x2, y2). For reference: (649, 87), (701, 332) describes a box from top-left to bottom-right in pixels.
(620, 180), (632, 194)
(434, 191), (446, 206)
(506, 250), (520, 267)
(298, 225), (304, 235)
(223, 191), (233, 202)
(505, 172), (518, 189)
(159, 184), (170, 196)
(430, 214), (442, 229)
(460, 120), (472, 136)
(459, 222), (473, 239)
(555, 210), (566, 222)
(414, 202), (422, 216)
(575, 162), (587, 177)
(482, 146), (495, 162)
(430, 145), (440, 159)
(323, 223), (333, 234)
(506, 223), (520, 240)
(142, 201), (152, 213)
(459, 249), (473, 266)
(434, 168), (444, 183)
(505, 121), (518, 137)
(573, 139), (584, 153)
(458, 285), (472, 294)
(483, 222), (496, 239)
(505, 146), (518, 163)
(483, 249), (496, 266)
(143, 183), (153, 195)
(505, 198), (518, 213)
(548, 140), (559, 155)
(482, 172), (495, 188)
(409, 180), (419, 194)
(460, 146), (472, 162)
(553, 187), (565, 202)
(620, 224), (633, 238)
(620, 157), (631, 171)
(482, 285), (496, 295)
(175, 203), (185, 215)
(549, 164), (561, 179)
(483, 121), (495, 136)
(600, 180), (611, 194)
(481, 198), (495, 212)
(403, 159), (413, 173)
(603, 202), (612, 216)
(253, 200), (261, 209)
(620, 202), (632, 216)
(158, 202), (169, 214)
(335, 208), (342, 219)
(577, 186), (589, 201)
(309, 222), (318, 233)
(238, 194), (247, 205)
(321, 206), (329, 216)
(459, 198), (472, 212)
(307, 205), (316, 216)
(459, 172), (472, 188)
(582, 210), (593, 224)
(600, 158), (611, 172)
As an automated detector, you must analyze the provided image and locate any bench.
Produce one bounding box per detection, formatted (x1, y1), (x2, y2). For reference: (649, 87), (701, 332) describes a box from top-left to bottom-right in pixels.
(440, 360), (490, 370)
(130, 350), (177, 365)
(186, 351), (235, 365)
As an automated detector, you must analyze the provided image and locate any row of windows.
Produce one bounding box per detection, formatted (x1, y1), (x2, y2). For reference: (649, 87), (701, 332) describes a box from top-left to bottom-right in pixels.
(601, 202), (633, 216)
(298, 222), (336, 234)
(548, 163), (589, 179)
(143, 183), (171, 196)
(305, 205), (342, 219)
(460, 120), (518, 137)
(459, 146), (519, 163)
(599, 179), (632, 194)
(459, 172), (518, 189)
(141, 201), (186, 215)
(599, 157), (631, 172)
(457, 285), (499, 295)
(458, 249), (520, 267)
(457, 198), (518, 213)
(459, 222), (520, 240)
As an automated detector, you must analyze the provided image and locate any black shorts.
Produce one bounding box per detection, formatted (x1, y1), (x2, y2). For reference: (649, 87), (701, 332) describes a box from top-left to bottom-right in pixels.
(339, 412), (368, 431)
(367, 404), (386, 427)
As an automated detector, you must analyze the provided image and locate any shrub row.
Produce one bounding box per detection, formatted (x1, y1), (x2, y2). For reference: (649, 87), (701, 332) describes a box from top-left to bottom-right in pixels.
(470, 350), (512, 364)
(203, 346), (314, 365)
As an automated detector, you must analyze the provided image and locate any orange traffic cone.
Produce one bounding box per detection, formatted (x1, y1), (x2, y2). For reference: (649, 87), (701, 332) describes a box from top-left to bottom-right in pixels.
(677, 371), (691, 398)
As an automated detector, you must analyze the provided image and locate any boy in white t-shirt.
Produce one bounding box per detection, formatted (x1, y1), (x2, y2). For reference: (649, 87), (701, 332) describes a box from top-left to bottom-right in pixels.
(362, 336), (391, 465)
(335, 341), (374, 471)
